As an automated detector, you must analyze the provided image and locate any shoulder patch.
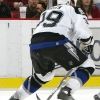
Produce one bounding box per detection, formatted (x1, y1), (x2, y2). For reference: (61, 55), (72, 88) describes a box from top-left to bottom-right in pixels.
(73, 7), (86, 15)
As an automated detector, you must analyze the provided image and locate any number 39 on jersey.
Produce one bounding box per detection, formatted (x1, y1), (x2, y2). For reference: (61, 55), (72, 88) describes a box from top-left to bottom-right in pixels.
(37, 10), (63, 27)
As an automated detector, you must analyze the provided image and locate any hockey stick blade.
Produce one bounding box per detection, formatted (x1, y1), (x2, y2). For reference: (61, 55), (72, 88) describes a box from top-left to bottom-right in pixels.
(36, 93), (41, 100)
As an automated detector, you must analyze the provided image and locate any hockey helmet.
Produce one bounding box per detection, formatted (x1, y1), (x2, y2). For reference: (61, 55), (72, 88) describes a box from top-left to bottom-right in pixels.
(57, 0), (71, 5)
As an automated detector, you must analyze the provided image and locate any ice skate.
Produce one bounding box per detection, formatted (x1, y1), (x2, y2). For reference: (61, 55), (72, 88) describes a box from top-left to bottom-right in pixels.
(94, 92), (100, 100)
(9, 91), (21, 100)
(57, 86), (75, 100)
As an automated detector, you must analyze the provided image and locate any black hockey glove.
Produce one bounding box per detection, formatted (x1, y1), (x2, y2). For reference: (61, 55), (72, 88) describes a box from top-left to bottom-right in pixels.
(78, 36), (94, 55)
(81, 45), (93, 55)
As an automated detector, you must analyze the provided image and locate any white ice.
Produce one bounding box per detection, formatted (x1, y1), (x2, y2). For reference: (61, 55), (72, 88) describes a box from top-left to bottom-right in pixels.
(0, 88), (100, 100)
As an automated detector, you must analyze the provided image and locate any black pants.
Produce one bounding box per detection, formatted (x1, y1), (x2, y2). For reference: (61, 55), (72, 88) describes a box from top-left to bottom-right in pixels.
(30, 41), (87, 76)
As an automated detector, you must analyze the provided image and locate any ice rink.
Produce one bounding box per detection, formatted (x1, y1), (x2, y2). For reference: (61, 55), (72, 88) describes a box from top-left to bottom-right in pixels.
(0, 88), (100, 100)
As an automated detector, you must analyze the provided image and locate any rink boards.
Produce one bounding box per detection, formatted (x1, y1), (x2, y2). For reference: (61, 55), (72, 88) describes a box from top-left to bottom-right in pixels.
(0, 19), (100, 88)
(0, 76), (100, 88)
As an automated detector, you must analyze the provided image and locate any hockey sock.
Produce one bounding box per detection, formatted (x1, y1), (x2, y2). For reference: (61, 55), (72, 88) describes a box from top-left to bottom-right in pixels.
(67, 67), (94, 94)
(17, 73), (48, 100)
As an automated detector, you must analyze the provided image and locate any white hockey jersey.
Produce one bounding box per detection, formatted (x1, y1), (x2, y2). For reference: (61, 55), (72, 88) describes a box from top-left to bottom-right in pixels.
(34, 5), (92, 41)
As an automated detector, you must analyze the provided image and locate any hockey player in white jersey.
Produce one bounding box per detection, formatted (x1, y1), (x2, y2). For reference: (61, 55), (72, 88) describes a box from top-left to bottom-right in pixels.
(9, 0), (95, 100)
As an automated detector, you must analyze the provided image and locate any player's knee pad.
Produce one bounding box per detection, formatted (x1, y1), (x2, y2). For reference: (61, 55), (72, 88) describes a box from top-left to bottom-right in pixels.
(35, 70), (55, 82)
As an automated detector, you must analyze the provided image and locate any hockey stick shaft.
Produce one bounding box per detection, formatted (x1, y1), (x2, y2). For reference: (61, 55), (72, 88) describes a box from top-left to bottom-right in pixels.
(46, 68), (73, 100)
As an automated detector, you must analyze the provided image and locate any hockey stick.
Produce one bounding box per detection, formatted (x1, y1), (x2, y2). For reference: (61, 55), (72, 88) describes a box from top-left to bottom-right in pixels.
(36, 68), (73, 100)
